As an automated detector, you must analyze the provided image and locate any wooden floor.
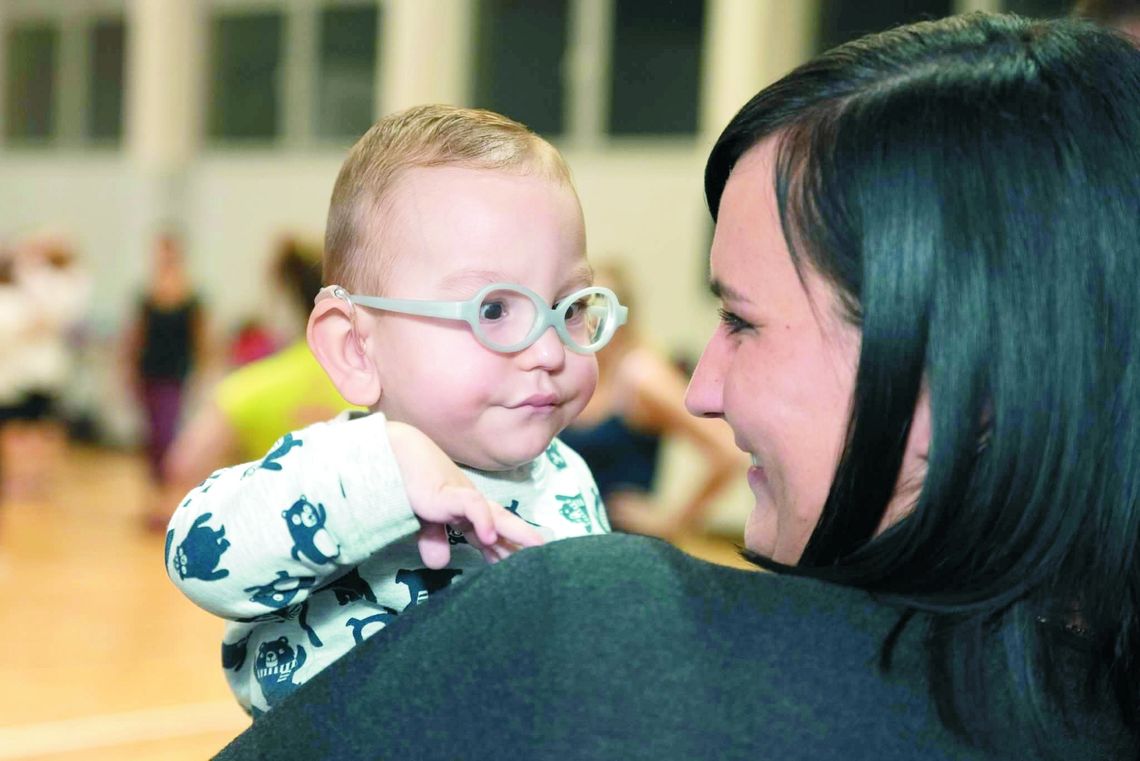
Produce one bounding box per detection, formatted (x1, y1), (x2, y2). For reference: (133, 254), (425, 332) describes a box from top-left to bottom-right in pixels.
(0, 445), (750, 760)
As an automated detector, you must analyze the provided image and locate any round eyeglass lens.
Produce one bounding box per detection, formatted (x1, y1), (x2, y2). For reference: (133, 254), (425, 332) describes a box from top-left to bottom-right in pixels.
(564, 291), (613, 348)
(474, 288), (538, 348)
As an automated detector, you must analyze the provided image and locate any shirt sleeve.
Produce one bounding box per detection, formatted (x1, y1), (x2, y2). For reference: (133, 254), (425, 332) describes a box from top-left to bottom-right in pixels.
(164, 411), (420, 620)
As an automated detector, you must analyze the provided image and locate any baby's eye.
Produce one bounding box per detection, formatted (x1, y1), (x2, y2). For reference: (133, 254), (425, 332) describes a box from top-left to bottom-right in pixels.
(562, 297), (589, 323)
(479, 301), (507, 321)
(718, 308), (754, 335)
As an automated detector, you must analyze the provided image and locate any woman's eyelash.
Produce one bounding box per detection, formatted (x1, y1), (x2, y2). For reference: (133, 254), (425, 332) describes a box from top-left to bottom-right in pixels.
(718, 308), (753, 334)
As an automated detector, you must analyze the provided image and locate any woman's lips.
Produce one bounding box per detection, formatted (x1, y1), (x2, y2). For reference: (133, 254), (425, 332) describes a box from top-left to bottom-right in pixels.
(747, 455), (767, 493)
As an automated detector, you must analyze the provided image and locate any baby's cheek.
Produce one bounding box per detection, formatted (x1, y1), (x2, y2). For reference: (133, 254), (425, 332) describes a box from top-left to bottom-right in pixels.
(568, 382), (595, 420)
(576, 359), (601, 401)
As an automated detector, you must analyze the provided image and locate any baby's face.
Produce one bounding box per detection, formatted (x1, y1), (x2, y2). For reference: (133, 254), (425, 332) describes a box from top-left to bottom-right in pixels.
(362, 165), (597, 470)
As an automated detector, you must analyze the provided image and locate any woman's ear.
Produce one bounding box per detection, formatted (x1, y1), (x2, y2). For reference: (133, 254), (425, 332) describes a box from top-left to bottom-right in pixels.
(908, 386), (932, 463)
(307, 297), (382, 407)
(880, 385), (932, 532)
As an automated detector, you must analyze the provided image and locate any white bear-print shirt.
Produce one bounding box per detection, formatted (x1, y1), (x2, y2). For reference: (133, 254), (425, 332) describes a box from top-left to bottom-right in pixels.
(165, 411), (608, 716)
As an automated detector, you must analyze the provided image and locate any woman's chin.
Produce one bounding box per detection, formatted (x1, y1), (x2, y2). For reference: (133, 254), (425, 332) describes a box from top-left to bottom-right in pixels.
(742, 509), (775, 558)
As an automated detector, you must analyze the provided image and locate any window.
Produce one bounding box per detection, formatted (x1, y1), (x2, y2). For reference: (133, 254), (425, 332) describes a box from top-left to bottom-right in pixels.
(473, 0), (569, 136)
(5, 22), (58, 142)
(316, 4), (379, 139)
(208, 12), (284, 140)
(88, 18), (126, 143)
(607, 0), (705, 136)
(815, 0), (953, 52)
(473, 0), (705, 140)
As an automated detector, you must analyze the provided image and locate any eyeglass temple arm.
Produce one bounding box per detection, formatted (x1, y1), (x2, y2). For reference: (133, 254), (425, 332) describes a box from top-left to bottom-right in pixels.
(314, 285), (466, 321)
(588, 302), (628, 326)
(348, 294), (466, 321)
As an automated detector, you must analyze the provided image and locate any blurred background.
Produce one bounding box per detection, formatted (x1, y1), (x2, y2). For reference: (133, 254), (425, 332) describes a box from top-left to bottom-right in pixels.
(0, 0), (1073, 758)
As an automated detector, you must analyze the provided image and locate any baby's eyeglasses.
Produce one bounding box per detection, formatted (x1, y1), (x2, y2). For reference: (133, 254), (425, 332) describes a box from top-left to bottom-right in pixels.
(317, 282), (628, 355)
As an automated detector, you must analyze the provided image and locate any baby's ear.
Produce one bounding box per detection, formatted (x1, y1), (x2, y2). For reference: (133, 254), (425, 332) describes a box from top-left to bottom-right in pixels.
(307, 297), (382, 407)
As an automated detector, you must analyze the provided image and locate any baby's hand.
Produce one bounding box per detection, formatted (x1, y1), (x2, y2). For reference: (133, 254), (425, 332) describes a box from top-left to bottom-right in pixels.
(386, 421), (546, 569)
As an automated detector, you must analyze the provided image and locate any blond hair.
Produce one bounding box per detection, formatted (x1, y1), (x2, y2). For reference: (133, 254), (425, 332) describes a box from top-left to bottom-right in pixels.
(324, 104), (573, 292)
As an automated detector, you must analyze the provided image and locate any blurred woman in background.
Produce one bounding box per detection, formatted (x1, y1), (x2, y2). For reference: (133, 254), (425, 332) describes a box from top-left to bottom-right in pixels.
(161, 235), (351, 512)
(124, 231), (207, 528)
(560, 260), (742, 539)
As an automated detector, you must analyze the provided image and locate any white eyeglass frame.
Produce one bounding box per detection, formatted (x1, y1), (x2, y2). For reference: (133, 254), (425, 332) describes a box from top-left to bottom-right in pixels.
(316, 282), (628, 354)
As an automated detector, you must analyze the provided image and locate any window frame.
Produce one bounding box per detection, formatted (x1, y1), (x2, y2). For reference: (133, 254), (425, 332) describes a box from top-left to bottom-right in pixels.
(0, 0), (128, 151)
(86, 14), (127, 145)
(605, 0), (706, 138)
(313, 1), (381, 142)
(472, 0), (707, 151)
(202, 0), (381, 152)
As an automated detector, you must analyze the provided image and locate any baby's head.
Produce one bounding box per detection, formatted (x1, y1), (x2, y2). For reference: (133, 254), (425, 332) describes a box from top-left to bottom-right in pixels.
(323, 104), (575, 294)
(310, 105), (606, 471)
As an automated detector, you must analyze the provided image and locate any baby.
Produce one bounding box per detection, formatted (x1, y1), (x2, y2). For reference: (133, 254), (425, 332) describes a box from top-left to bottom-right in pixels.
(165, 105), (626, 716)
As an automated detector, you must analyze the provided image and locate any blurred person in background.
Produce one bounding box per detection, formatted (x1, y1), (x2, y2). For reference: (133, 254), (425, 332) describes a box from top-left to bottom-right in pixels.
(227, 317), (278, 368)
(161, 235), (352, 516)
(0, 248), (32, 503)
(560, 260), (742, 539)
(2, 233), (92, 499)
(123, 231), (208, 529)
(1073, 0), (1140, 37)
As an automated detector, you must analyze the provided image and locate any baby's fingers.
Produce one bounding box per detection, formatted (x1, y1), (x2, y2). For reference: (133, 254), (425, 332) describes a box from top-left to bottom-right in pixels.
(475, 541), (510, 565)
(417, 522), (452, 569)
(491, 506), (546, 550)
(461, 494), (501, 548)
(465, 515), (546, 564)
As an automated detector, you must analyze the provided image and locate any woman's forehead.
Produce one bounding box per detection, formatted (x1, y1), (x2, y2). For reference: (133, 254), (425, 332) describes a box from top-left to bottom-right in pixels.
(732, 138), (778, 177)
(711, 139), (850, 326)
(719, 141), (781, 231)
(709, 142), (783, 293)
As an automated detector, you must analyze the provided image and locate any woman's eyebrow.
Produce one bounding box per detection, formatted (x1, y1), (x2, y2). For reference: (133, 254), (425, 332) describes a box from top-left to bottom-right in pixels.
(709, 278), (747, 303)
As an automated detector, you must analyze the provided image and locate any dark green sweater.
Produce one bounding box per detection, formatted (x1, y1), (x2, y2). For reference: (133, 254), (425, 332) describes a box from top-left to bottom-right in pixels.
(215, 533), (1129, 760)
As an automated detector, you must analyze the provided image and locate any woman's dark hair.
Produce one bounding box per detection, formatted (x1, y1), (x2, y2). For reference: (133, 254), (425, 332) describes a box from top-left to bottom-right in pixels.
(0, 251), (13, 285)
(274, 237), (323, 317)
(706, 12), (1140, 753)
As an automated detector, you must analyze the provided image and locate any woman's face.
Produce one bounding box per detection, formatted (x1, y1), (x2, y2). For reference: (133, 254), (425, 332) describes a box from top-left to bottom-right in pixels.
(685, 140), (862, 563)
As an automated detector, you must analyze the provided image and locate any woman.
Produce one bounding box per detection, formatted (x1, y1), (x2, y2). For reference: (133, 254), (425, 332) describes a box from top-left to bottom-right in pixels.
(162, 235), (352, 503)
(215, 14), (1138, 759)
(123, 232), (207, 527)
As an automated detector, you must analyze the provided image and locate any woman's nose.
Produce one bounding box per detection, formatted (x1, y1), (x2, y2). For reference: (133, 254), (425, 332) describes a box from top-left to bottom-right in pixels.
(684, 338), (726, 418)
